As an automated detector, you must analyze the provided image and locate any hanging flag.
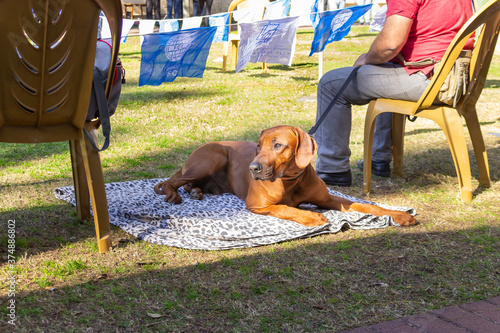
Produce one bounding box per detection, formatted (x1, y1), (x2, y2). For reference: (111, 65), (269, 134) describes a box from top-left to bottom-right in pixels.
(236, 16), (299, 73)
(99, 18), (135, 43)
(209, 13), (230, 43)
(120, 19), (136, 43)
(139, 27), (217, 86)
(159, 19), (180, 32)
(139, 20), (156, 44)
(369, 5), (387, 33)
(263, 0), (291, 20)
(182, 16), (203, 30)
(309, 4), (372, 56)
(310, 0), (321, 28)
(232, 2), (267, 23)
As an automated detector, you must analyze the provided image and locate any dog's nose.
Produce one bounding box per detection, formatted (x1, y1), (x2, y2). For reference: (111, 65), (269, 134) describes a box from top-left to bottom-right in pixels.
(249, 162), (262, 174)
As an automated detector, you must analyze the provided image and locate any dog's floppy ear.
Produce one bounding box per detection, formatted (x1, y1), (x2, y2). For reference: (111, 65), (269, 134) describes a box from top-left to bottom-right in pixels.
(294, 127), (318, 169)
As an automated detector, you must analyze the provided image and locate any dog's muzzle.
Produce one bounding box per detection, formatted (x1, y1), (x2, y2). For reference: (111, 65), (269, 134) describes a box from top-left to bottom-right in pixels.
(249, 162), (277, 181)
(249, 162), (262, 175)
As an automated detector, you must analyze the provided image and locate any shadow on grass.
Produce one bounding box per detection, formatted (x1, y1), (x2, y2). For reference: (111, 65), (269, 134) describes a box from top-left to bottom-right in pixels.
(2, 224), (499, 332)
(386, 145), (499, 180)
(1, 131), (499, 331)
(291, 76), (317, 82)
(227, 63), (318, 77)
(1, 115), (495, 169)
(1, 122), (499, 261)
(0, 141), (69, 169)
(297, 29), (315, 35)
(2, 138), (499, 261)
(293, 62), (318, 68)
(119, 50), (141, 58)
(404, 119), (498, 136)
(119, 85), (230, 104)
(345, 32), (379, 39)
(484, 79), (500, 89)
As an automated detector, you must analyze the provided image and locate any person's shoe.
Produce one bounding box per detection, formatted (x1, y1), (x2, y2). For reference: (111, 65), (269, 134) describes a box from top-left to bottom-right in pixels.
(316, 170), (352, 187)
(356, 159), (390, 177)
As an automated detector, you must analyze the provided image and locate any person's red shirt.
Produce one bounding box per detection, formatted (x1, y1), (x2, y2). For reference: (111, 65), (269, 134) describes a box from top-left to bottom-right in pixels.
(387, 0), (474, 75)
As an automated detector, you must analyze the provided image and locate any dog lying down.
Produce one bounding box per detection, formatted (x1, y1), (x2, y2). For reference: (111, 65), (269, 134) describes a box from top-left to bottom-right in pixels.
(154, 126), (416, 227)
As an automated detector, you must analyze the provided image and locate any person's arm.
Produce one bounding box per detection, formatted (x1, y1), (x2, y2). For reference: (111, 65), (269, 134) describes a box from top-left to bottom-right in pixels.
(353, 14), (413, 66)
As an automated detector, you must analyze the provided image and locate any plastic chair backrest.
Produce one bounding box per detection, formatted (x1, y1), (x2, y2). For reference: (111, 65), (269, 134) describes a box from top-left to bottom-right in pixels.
(413, 0), (500, 114)
(0, 0), (122, 143)
(228, 0), (269, 32)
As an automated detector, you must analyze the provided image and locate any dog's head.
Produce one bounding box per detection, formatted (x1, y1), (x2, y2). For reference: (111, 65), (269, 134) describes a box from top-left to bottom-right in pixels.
(249, 126), (317, 181)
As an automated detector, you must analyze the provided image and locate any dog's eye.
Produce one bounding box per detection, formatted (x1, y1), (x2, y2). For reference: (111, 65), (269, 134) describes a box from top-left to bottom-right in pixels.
(256, 143), (261, 151)
(274, 143), (282, 150)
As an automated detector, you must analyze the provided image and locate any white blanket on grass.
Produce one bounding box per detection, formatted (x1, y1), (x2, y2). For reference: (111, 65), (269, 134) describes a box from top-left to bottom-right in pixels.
(54, 178), (416, 250)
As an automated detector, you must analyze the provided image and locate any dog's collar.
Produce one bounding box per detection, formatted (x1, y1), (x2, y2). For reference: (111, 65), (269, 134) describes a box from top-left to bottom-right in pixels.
(282, 169), (305, 181)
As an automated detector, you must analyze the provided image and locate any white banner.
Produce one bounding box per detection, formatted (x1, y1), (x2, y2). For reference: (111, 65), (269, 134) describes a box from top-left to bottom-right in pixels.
(236, 16), (299, 73)
(139, 20), (156, 44)
(182, 17), (203, 30)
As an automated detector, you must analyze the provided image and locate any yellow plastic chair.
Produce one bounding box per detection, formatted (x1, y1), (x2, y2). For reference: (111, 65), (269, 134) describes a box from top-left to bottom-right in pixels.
(363, 0), (500, 202)
(0, 0), (122, 253)
(222, 0), (269, 72)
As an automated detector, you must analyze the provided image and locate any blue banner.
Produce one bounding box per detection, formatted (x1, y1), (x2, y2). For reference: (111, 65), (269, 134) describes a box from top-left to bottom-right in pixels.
(209, 13), (230, 43)
(309, 4), (372, 56)
(159, 19), (180, 32)
(139, 27), (217, 86)
(310, 0), (320, 28)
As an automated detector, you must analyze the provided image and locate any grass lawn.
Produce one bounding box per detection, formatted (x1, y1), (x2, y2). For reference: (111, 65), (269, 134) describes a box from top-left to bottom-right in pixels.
(1, 26), (499, 332)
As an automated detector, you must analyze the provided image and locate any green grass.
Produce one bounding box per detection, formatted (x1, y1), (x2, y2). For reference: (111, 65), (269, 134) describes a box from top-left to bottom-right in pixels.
(1, 26), (500, 332)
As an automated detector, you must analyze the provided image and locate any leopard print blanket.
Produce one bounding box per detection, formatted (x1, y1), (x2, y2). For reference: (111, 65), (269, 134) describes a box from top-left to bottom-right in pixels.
(54, 178), (416, 250)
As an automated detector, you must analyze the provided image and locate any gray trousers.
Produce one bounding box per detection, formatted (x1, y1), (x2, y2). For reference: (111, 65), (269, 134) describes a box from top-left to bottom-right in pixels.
(315, 63), (430, 173)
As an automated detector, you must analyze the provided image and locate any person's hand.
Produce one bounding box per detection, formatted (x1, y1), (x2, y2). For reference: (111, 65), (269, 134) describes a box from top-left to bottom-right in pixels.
(353, 53), (368, 67)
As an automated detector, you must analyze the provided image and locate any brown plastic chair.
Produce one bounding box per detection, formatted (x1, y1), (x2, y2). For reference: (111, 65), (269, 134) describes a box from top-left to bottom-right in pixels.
(363, 0), (500, 202)
(222, 0), (269, 72)
(0, 0), (122, 252)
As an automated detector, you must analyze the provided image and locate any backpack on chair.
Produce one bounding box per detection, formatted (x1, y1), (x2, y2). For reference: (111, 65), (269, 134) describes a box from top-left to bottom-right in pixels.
(85, 39), (125, 151)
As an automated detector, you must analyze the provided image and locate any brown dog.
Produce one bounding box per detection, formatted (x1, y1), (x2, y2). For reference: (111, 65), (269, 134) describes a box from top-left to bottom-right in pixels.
(154, 126), (416, 227)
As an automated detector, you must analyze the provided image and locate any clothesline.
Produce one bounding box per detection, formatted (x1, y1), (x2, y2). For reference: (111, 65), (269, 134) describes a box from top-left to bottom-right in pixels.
(132, 5), (375, 85)
(100, 3), (381, 42)
(118, 16), (300, 37)
(123, 10), (318, 25)
(108, 9), (375, 38)
(154, 9), (307, 22)
(112, 0), (382, 39)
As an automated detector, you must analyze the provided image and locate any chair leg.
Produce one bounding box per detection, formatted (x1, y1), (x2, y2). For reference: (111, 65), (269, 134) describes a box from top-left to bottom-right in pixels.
(262, 63), (268, 73)
(463, 107), (491, 188)
(363, 101), (381, 194)
(392, 113), (406, 177)
(79, 133), (112, 253)
(231, 39), (239, 70)
(69, 140), (91, 221)
(428, 108), (473, 202)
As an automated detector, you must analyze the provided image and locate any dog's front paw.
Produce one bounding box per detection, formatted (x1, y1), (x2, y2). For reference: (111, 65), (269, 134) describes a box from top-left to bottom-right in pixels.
(154, 182), (183, 204)
(391, 211), (417, 226)
(303, 212), (329, 227)
(154, 182), (167, 195)
(164, 191), (182, 204)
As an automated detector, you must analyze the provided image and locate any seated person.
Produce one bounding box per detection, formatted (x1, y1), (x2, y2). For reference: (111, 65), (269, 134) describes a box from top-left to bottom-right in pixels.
(314, 0), (474, 186)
